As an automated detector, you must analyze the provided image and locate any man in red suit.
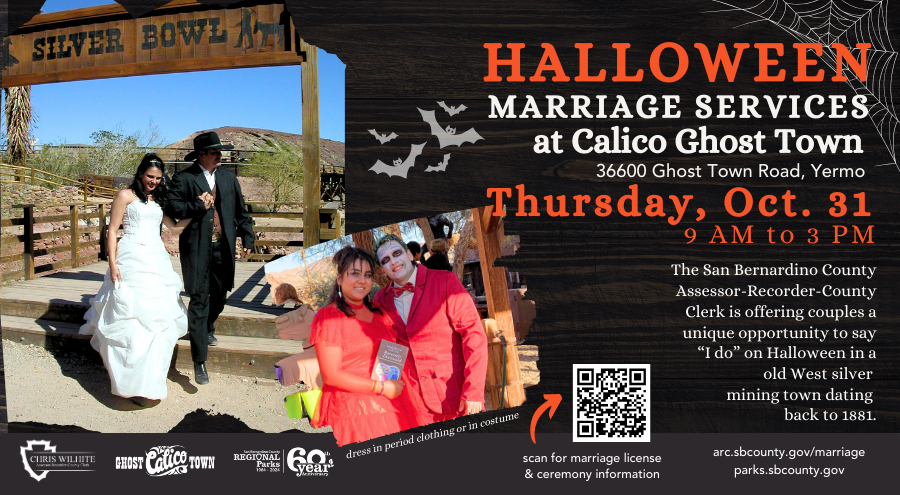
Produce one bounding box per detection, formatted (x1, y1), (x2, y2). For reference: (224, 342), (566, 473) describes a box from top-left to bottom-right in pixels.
(373, 234), (488, 422)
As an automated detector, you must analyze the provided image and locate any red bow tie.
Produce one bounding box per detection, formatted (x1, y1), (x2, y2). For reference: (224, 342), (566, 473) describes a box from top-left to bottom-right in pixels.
(390, 282), (414, 297)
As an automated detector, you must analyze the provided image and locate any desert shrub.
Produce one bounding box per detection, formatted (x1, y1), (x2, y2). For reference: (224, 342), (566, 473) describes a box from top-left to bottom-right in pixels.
(29, 122), (165, 182)
(242, 138), (302, 211)
(30, 143), (92, 180)
(87, 123), (164, 177)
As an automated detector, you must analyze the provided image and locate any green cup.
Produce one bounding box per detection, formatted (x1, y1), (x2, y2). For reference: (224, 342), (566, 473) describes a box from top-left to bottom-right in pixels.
(284, 391), (303, 419)
(300, 388), (322, 418)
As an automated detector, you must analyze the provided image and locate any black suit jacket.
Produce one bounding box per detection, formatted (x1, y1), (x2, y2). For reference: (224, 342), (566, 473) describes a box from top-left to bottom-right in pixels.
(166, 162), (254, 293)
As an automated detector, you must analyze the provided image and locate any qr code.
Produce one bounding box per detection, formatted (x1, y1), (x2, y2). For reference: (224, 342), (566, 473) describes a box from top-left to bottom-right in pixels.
(573, 364), (650, 442)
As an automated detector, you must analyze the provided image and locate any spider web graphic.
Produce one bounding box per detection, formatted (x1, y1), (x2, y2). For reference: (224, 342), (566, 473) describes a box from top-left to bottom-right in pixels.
(710, 0), (899, 168)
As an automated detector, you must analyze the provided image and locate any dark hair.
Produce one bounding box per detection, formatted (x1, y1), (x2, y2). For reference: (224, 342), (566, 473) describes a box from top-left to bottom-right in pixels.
(326, 246), (383, 317)
(406, 241), (421, 257)
(129, 153), (169, 209)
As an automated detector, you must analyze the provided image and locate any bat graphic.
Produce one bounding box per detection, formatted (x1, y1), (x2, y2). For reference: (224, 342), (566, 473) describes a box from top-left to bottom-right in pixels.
(425, 154), (451, 172)
(369, 143), (427, 178)
(368, 128), (398, 144)
(437, 101), (467, 116)
(418, 108), (484, 148)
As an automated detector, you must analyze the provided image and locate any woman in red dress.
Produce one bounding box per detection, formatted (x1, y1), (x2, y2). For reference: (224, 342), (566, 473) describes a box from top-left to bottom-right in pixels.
(309, 246), (427, 446)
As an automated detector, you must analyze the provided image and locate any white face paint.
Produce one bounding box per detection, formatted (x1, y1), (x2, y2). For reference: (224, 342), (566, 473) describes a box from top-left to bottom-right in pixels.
(376, 240), (415, 285)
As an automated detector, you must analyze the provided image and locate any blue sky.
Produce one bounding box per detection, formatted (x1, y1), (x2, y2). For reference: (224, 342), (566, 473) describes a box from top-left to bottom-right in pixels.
(2, 0), (345, 146)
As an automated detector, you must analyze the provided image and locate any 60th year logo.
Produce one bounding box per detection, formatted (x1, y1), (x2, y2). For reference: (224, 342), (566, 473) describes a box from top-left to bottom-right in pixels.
(286, 448), (334, 477)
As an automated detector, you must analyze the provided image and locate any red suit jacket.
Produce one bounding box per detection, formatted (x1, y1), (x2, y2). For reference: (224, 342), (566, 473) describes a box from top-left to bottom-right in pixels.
(375, 265), (488, 420)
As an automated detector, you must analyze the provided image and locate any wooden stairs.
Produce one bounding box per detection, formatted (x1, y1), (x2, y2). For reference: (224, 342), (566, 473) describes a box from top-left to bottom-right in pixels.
(1, 257), (306, 380)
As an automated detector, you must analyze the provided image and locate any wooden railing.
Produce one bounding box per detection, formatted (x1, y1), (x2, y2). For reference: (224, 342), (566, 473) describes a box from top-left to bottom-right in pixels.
(0, 163), (120, 201)
(244, 201), (342, 262)
(1, 202), (109, 282)
(0, 200), (343, 281)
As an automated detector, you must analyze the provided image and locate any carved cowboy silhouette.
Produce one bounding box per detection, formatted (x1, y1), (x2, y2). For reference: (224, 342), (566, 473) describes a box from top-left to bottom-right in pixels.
(233, 8), (256, 49)
(3, 38), (18, 68)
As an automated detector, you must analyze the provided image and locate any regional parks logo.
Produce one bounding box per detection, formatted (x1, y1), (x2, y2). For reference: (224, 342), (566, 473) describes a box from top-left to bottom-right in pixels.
(114, 446), (215, 476)
(20, 440), (97, 481)
(286, 447), (334, 477)
(233, 450), (283, 473)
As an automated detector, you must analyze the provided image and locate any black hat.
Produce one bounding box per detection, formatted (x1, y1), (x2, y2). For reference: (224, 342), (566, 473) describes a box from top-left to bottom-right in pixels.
(185, 131), (234, 161)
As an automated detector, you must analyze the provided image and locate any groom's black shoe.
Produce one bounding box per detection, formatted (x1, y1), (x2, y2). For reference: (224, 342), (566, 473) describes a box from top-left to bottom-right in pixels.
(194, 362), (209, 385)
(208, 334), (219, 346)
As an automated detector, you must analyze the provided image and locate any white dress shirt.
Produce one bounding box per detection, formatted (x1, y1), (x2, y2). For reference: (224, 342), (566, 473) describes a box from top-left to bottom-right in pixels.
(202, 166), (216, 191)
(393, 266), (418, 324)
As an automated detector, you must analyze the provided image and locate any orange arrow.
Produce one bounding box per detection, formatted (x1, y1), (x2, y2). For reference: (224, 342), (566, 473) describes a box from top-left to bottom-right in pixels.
(530, 394), (562, 444)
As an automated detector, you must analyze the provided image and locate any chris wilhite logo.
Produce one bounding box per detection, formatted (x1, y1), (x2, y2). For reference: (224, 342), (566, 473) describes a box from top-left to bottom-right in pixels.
(20, 440), (96, 481)
(115, 446), (215, 476)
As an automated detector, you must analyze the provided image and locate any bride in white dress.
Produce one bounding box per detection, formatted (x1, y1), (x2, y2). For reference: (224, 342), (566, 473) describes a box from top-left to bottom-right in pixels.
(80, 153), (193, 406)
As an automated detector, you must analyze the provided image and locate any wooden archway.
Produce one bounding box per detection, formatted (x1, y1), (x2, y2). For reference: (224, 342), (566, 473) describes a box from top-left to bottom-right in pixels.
(2, 0), (324, 246)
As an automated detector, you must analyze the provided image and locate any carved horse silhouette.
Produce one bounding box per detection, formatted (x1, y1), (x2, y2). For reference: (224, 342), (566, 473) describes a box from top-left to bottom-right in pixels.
(254, 20), (284, 47)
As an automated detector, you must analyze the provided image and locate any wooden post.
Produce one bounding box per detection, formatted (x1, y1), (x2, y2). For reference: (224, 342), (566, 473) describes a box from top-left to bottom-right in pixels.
(22, 204), (35, 280)
(30, 165), (35, 185)
(473, 206), (524, 409)
(300, 248), (312, 287)
(333, 207), (342, 237)
(482, 318), (525, 410)
(473, 206), (514, 333)
(70, 204), (79, 268)
(98, 203), (108, 261)
(300, 39), (321, 248)
(482, 318), (501, 408)
(451, 210), (475, 280)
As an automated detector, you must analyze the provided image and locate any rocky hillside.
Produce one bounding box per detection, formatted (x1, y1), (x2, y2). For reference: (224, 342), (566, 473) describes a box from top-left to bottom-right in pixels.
(165, 126), (344, 172)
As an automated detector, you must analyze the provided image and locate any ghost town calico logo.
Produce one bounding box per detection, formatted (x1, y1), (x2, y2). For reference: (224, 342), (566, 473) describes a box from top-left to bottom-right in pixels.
(115, 446), (215, 476)
(20, 440), (97, 481)
(286, 448), (334, 477)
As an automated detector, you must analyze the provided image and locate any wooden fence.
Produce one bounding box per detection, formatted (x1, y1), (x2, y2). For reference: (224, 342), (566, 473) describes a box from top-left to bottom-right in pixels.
(244, 201), (342, 261)
(1, 161), (345, 205)
(1, 200), (342, 281)
(1, 202), (108, 282)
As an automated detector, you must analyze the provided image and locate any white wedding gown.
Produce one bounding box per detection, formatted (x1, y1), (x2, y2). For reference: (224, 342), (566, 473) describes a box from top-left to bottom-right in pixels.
(79, 199), (188, 400)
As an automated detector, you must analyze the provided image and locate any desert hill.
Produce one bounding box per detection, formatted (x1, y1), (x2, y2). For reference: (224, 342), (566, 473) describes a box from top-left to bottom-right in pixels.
(165, 126), (344, 172)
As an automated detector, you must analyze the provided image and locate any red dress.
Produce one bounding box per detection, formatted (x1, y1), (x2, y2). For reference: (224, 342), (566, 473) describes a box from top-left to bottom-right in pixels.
(309, 304), (426, 446)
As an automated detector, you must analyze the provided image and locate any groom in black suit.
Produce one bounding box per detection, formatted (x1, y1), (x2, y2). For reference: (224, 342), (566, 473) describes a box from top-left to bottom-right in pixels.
(167, 132), (255, 385)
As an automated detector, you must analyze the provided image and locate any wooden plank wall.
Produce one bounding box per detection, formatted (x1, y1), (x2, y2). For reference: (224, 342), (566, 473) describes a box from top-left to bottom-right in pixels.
(3, 0), (897, 436)
(288, 0), (900, 434)
(2, 2), (301, 87)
